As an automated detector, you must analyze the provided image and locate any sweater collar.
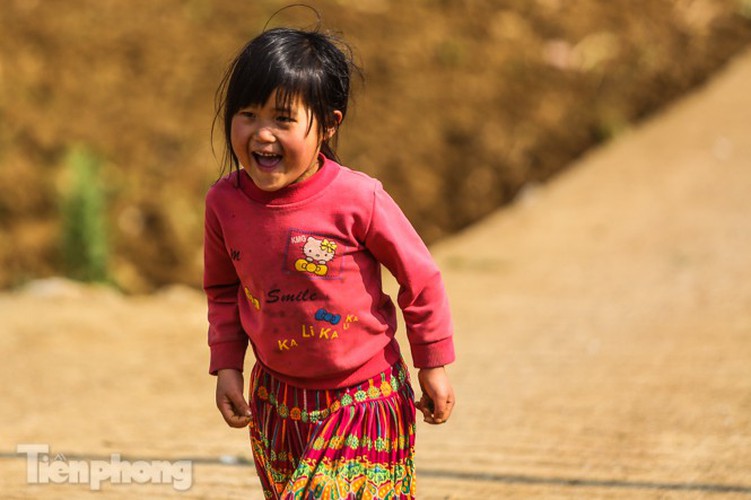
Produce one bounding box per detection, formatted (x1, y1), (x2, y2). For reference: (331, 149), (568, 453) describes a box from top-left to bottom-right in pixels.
(238, 154), (339, 205)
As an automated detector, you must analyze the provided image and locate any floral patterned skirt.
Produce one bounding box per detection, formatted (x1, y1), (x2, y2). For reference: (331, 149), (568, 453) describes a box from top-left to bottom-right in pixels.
(248, 361), (417, 499)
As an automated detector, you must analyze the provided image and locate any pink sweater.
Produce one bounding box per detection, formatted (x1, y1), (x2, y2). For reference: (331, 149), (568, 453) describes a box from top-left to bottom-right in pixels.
(204, 156), (454, 389)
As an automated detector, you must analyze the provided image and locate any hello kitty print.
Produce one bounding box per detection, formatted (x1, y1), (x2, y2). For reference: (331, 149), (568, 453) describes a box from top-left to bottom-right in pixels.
(284, 230), (345, 279)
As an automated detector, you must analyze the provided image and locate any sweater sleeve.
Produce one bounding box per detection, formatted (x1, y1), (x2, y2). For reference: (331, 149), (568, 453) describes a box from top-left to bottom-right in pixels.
(203, 199), (248, 375)
(364, 183), (455, 368)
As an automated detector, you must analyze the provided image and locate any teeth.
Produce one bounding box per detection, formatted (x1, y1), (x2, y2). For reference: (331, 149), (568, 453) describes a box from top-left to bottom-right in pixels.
(253, 152), (282, 168)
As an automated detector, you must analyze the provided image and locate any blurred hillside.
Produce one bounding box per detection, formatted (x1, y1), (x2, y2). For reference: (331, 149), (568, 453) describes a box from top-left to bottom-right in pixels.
(1, 0), (750, 292)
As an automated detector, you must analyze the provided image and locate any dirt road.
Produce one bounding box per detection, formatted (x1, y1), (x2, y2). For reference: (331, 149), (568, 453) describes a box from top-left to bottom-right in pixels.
(2, 47), (751, 499)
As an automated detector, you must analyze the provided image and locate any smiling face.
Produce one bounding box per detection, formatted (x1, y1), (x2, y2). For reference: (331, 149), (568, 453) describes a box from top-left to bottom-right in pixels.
(230, 90), (335, 192)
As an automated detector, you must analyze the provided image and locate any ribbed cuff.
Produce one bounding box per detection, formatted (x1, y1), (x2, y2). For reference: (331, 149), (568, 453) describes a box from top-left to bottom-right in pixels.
(410, 337), (456, 368)
(209, 339), (248, 375)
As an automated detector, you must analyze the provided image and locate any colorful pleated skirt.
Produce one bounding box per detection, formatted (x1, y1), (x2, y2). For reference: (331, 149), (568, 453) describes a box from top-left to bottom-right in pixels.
(248, 361), (417, 499)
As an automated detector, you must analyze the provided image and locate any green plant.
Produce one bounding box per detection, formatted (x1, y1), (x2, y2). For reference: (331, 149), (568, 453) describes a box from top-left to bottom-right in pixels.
(60, 146), (109, 282)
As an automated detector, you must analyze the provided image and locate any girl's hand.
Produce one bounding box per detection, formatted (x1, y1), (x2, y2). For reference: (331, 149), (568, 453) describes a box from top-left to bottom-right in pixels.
(216, 369), (252, 428)
(416, 366), (455, 425)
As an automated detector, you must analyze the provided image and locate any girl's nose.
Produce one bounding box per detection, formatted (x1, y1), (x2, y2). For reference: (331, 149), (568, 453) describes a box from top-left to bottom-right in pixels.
(254, 125), (275, 143)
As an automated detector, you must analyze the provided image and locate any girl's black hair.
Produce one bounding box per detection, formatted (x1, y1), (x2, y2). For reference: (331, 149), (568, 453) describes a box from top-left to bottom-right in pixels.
(213, 24), (360, 177)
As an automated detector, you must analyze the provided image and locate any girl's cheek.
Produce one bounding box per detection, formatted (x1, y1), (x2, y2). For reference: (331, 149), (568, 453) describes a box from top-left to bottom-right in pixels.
(229, 128), (248, 165)
(230, 118), (242, 139)
(230, 120), (246, 146)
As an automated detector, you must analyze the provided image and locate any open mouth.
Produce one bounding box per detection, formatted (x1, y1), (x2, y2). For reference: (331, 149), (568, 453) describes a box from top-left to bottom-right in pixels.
(253, 152), (282, 170)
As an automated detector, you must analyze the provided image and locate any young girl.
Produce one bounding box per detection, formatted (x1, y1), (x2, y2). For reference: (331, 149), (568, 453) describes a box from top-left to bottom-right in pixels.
(204, 23), (455, 499)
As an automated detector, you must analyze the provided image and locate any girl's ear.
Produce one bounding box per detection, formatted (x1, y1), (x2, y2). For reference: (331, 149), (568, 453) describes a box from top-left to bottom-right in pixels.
(324, 110), (344, 140)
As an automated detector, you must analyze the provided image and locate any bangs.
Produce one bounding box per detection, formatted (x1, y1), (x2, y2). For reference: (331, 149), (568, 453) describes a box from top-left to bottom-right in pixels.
(225, 35), (327, 133)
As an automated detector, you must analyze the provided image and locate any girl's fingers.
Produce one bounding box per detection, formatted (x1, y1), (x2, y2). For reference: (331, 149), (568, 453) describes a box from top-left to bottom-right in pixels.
(221, 405), (252, 428)
(415, 397), (430, 421)
(416, 394), (444, 424)
(219, 395), (252, 428)
(229, 392), (252, 417)
(431, 396), (454, 424)
(416, 393), (453, 424)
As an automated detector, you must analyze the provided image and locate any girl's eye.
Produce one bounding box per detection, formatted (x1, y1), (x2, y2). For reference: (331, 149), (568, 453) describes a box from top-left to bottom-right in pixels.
(239, 110), (256, 119)
(277, 115), (294, 123)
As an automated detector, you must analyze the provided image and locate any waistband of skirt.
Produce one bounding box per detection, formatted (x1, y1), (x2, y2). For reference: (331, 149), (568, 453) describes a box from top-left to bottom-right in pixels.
(250, 360), (411, 424)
